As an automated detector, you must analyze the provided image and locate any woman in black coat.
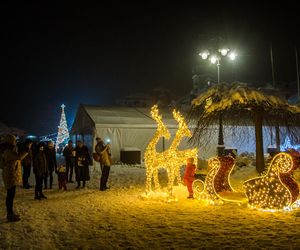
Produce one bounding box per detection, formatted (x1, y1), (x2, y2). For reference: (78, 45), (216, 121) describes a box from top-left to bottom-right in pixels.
(33, 142), (48, 199)
(45, 141), (57, 189)
(75, 140), (91, 188)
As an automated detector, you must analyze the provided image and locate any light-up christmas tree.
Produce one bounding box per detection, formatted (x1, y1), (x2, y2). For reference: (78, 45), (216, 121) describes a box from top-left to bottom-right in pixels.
(55, 104), (70, 149)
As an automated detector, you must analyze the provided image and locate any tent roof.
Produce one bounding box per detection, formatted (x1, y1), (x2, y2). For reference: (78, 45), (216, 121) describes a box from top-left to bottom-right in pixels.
(71, 104), (182, 134)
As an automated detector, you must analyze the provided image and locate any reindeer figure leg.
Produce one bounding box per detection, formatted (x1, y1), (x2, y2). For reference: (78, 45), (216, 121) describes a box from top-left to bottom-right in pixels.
(153, 167), (160, 191)
(176, 167), (182, 185)
(167, 168), (176, 196)
(146, 167), (153, 193)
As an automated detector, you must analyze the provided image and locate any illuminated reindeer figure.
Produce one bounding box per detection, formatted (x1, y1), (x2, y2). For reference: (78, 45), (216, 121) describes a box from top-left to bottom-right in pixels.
(144, 105), (170, 193)
(155, 109), (198, 195)
(169, 110), (197, 184)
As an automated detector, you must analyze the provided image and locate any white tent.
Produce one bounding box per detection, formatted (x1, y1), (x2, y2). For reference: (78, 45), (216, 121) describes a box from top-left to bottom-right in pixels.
(70, 104), (195, 164)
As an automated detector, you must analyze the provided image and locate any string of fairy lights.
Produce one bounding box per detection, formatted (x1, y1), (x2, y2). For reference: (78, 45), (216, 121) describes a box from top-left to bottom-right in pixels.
(38, 127), (72, 143)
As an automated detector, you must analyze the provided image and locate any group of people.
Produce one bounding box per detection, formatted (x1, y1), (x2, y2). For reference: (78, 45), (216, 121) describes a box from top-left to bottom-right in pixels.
(0, 134), (112, 222)
(63, 138), (112, 190)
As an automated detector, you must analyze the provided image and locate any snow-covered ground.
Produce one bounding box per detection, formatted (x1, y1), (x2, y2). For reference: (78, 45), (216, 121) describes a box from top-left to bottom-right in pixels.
(1, 159), (300, 249)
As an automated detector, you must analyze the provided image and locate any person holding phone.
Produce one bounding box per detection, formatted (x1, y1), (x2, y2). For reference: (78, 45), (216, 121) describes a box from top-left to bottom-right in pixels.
(99, 138), (112, 191)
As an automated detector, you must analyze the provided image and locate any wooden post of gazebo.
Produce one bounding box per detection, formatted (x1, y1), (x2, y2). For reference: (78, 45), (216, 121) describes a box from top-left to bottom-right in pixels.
(254, 110), (265, 173)
(275, 124), (280, 152)
(217, 114), (225, 156)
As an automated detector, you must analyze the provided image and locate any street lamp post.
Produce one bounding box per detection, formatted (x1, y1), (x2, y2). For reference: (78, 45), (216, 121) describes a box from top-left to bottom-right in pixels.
(199, 48), (237, 83)
(217, 59), (220, 83)
(199, 48), (237, 156)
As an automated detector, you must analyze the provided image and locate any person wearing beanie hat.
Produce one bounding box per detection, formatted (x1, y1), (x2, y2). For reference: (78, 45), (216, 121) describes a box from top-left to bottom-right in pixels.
(4, 134), (17, 145)
(1, 134), (31, 222)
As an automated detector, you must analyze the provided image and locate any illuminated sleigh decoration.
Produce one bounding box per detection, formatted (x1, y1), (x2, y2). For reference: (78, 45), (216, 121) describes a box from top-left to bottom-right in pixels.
(193, 155), (247, 203)
(243, 151), (300, 210)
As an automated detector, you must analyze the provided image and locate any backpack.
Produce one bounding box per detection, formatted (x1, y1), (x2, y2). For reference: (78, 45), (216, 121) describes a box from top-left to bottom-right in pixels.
(92, 152), (102, 162)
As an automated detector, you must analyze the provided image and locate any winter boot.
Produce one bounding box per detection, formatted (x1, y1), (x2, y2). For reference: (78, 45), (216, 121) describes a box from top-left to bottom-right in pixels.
(7, 214), (21, 222)
(35, 190), (41, 200)
(40, 193), (47, 199)
(187, 194), (194, 199)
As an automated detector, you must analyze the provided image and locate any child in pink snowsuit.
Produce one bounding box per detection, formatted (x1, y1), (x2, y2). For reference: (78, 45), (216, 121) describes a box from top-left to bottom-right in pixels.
(184, 157), (196, 199)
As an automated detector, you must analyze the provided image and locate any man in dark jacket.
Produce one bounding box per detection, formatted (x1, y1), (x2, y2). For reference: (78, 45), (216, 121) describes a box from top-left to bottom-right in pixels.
(45, 141), (57, 189)
(63, 140), (75, 183)
(19, 139), (33, 189)
(75, 140), (91, 188)
(33, 142), (48, 200)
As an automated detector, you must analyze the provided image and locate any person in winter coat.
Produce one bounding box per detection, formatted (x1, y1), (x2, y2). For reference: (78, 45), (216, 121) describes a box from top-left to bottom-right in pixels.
(99, 141), (112, 191)
(75, 140), (91, 188)
(183, 157), (197, 199)
(63, 140), (75, 183)
(95, 137), (103, 169)
(44, 141), (57, 189)
(57, 165), (67, 191)
(1, 134), (30, 222)
(33, 142), (48, 200)
(19, 138), (33, 189)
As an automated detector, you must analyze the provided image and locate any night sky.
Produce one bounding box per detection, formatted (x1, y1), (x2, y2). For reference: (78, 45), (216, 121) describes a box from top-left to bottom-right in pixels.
(0, 2), (299, 136)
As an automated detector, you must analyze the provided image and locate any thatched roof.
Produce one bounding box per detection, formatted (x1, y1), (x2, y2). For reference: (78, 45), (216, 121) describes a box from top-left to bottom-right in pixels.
(188, 83), (300, 146)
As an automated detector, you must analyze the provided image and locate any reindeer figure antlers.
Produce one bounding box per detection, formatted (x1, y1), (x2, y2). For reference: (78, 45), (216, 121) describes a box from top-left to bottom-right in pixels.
(150, 105), (170, 137)
(172, 109), (192, 141)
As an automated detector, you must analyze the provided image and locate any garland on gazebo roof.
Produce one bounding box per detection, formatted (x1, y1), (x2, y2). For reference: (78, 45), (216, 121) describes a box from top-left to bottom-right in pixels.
(187, 83), (300, 148)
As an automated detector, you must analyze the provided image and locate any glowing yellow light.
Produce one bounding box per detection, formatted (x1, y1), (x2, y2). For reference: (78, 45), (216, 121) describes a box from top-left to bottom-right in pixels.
(243, 152), (300, 210)
(144, 105), (198, 196)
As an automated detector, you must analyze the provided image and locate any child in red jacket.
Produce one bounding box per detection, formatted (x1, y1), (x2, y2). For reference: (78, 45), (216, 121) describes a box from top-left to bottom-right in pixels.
(184, 157), (196, 199)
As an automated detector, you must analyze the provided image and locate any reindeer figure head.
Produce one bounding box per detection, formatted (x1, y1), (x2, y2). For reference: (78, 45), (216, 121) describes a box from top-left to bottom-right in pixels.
(172, 109), (192, 139)
(151, 105), (170, 139)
